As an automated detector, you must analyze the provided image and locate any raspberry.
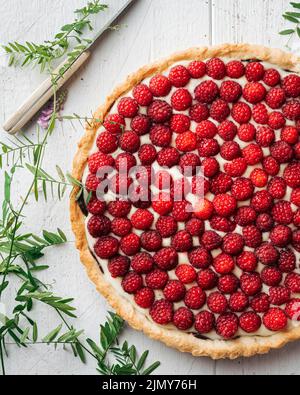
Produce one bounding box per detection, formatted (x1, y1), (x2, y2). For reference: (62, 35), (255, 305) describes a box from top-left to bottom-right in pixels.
(251, 293), (270, 313)
(294, 209), (300, 226)
(108, 200), (131, 218)
(152, 192), (173, 215)
(109, 173), (132, 195)
(145, 269), (168, 290)
(185, 218), (204, 236)
(184, 286), (206, 309)
(281, 126), (299, 145)
(175, 131), (197, 152)
(131, 252), (154, 274)
(104, 113), (125, 134)
(222, 233), (244, 255)
(188, 60), (206, 78)
(148, 100), (172, 123)
(108, 256), (130, 278)
(268, 177), (287, 199)
(170, 114), (190, 133)
(210, 216), (236, 233)
(169, 65), (190, 87)
(210, 99), (230, 122)
(196, 120), (218, 138)
(156, 216), (177, 237)
(210, 173), (232, 194)
(198, 138), (220, 157)
(242, 143), (263, 165)
(195, 311), (215, 334)
(245, 61), (265, 81)
(171, 88), (192, 111)
(175, 264), (197, 284)
(229, 292), (249, 312)
(224, 158), (247, 177)
(252, 103), (269, 124)
(261, 266), (282, 286)
(255, 242), (279, 265)
(235, 206), (257, 226)
(236, 251), (258, 272)
(134, 287), (155, 308)
(256, 126), (275, 147)
(189, 247), (212, 269)
(213, 253), (235, 274)
(263, 68), (281, 86)
(171, 230), (193, 252)
(270, 224), (292, 247)
(96, 131), (118, 154)
(213, 194), (237, 217)
(285, 299), (300, 321)
(149, 125), (172, 148)
(206, 58), (226, 79)
(291, 188), (300, 206)
(283, 99), (300, 120)
(251, 190), (273, 212)
(173, 307), (194, 330)
(121, 272), (143, 294)
(119, 131), (140, 153)
(150, 299), (173, 325)
(111, 218), (132, 237)
(220, 141), (241, 160)
(243, 225), (262, 248)
(131, 114), (151, 135)
(269, 286), (291, 306)
(284, 162), (300, 188)
(138, 144), (157, 165)
(207, 291), (228, 314)
(278, 248), (296, 273)
(295, 142), (300, 159)
(272, 201), (293, 225)
(154, 247), (178, 270)
(172, 201), (192, 222)
(250, 168), (268, 187)
(115, 152), (136, 172)
(87, 215), (111, 238)
(231, 178), (254, 201)
(266, 87), (286, 109)
(149, 74), (171, 96)
(197, 268), (218, 290)
(240, 272), (262, 296)
(86, 173), (100, 192)
(133, 84), (153, 106)
(270, 141), (293, 164)
(216, 313), (239, 339)
(263, 308), (287, 331)
(87, 196), (106, 216)
(243, 82), (266, 104)
(140, 230), (162, 252)
(195, 80), (219, 103)
(263, 156), (280, 176)
(239, 312), (261, 333)
(201, 230), (222, 250)
(218, 120), (238, 141)
(118, 97), (139, 118)
(282, 74), (300, 97)
(220, 80), (242, 102)
(194, 198), (214, 220)
(163, 280), (186, 302)
(189, 103), (209, 122)
(285, 273), (300, 292)
(202, 157), (220, 178)
(120, 233), (140, 256)
(157, 147), (180, 167)
(94, 236), (119, 259)
(180, 153), (201, 175)
(238, 123), (256, 142)
(268, 111), (286, 129)
(218, 274), (239, 294)
(226, 60), (245, 78)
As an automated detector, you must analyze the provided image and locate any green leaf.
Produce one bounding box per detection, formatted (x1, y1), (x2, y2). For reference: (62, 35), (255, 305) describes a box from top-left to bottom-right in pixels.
(4, 172), (11, 202)
(283, 14), (299, 23)
(32, 322), (38, 342)
(20, 327), (30, 344)
(42, 324), (63, 343)
(75, 342), (86, 363)
(291, 2), (300, 9)
(286, 11), (300, 17)
(279, 29), (295, 35)
(0, 281), (9, 293)
(137, 350), (149, 371)
(142, 361), (161, 375)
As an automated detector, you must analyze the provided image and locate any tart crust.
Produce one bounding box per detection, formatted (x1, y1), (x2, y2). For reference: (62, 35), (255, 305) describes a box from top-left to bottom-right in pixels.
(70, 43), (300, 359)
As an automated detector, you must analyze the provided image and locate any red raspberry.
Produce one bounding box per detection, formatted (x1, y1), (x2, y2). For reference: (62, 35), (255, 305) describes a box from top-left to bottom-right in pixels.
(261, 266), (282, 286)
(156, 216), (177, 237)
(88, 152), (114, 174)
(180, 153), (201, 175)
(163, 280), (186, 302)
(207, 291), (228, 314)
(242, 143), (263, 165)
(185, 218), (204, 236)
(226, 60), (245, 78)
(104, 113), (125, 134)
(220, 80), (242, 102)
(96, 131), (118, 154)
(133, 84), (153, 106)
(278, 248), (296, 273)
(263, 156), (280, 176)
(115, 152), (136, 172)
(206, 58), (226, 79)
(270, 225), (292, 247)
(251, 190), (273, 212)
(255, 242), (279, 265)
(189, 103), (209, 122)
(202, 157), (220, 178)
(216, 313), (239, 339)
(243, 225), (262, 248)
(285, 273), (300, 293)
(195, 80), (219, 103)
(282, 74), (300, 97)
(252, 103), (269, 124)
(198, 138), (220, 157)
(210, 216), (236, 233)
(210, 172), (233, 194)
(210, 99), (230, 122)
(265, 87), (286, 109)
(272, 201), (293, 225)
(270, 141), (293, 164)
(184, 286), (206, 309)
(138, 144), (157, 165)
(148, 100), (172, 123)
(231, 178), (254, 201)
(256, 126), (275, 147)
(267, 177), (287, 199)
(108, 200), (131, 218)
(94, 236), (119, 259)
(251, 293), (270, 313)
(109, 173), (132, 195)
(157, 147), (180, 167)
(291, 188), (300, 206)
(154, 247), (178, 270)
(240, 272), (262, 296)
(172, 200), (192, 222)
(140, 231), (162, 252)
(121, 271), (143, 294)
(201, 230), (223, 251)
(268, 111), (286, 129)
(239, 312), (261, 333)
(173, 307), (194, 330)
(145, 269), (168, 290)
(195, 311), (215, 334)
(250, 168), (268, 188)
(229, 292), (249, 312)
(108, 256), (130, 278)
(171, 88), (192, 111)
(131, 114), (151, 135)
(150, 124), (172, 146)
(169, 65), (190, 87)
(150, 299), (173, 325)
(236, 251), (258, 272)
(87, 196), (106, 216)
(294, 209), (300, 226)
(131, 252), (154, 274)
(220, 141), (241, 160)
(256, 210), (275, 230)
(218, 274), (239, 294)
(197, 268), (218, 290)
(218, 120), (238, 141)
(284, 162), (300, 188)
(152, 192), (173, 215)
(87, 215), (111, 238)
(213, 194), (237, 217)
(224, 158), (247, 177)
(281, 126), (299, 145)
(282, 99), (300, 120)
(118, 97), (139, 118)
(238, 123), (256, 142)
(189, 247), (212, 269)
(134, 287), (155, 308)
(119, 131), (140, 153)
(263, 68), (281, 86)
(170, 114), (190, 133)
(269, 286), (291, 306)
(194, 198), (214, 220)
(243, 82), (266, 104)
(149, 74), (171, 96)
(175, 264), (197, 284)
(175, 131), (197, 152)
(171, 230), (193, 252)
(222, 233), (244, 255)
(196, 119), (218, 138)
(111, 218), (132, 237)
(285, 299), (300, 321)
(188, 60), (206, 78)
(213, 253), (235, 274)
(245, 61), (265, 81)
(263, 308), (287, 331)
(120, 233), (140, 256)
(235, 206), (257, 226)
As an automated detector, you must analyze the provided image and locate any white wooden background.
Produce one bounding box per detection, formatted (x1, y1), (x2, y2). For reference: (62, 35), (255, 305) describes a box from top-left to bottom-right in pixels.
(1, 0), (299, 375)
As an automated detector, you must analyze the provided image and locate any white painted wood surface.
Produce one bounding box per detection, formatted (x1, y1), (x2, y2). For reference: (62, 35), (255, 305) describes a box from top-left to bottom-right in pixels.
(0, 0), (299, 375)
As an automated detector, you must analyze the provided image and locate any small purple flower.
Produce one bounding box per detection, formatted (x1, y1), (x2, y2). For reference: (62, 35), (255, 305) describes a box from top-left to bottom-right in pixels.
(38, 90), (68, 129)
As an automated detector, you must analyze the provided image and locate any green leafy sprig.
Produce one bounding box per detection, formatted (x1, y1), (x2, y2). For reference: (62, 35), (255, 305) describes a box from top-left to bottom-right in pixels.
(279, 2), (300, 45)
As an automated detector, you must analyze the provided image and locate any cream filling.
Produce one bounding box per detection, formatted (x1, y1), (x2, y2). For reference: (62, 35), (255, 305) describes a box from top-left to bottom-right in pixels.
(83, 58), (300, 340)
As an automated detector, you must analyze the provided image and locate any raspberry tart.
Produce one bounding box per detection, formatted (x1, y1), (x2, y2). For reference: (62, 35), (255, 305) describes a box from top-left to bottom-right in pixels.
(71, 44), (300, 359)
